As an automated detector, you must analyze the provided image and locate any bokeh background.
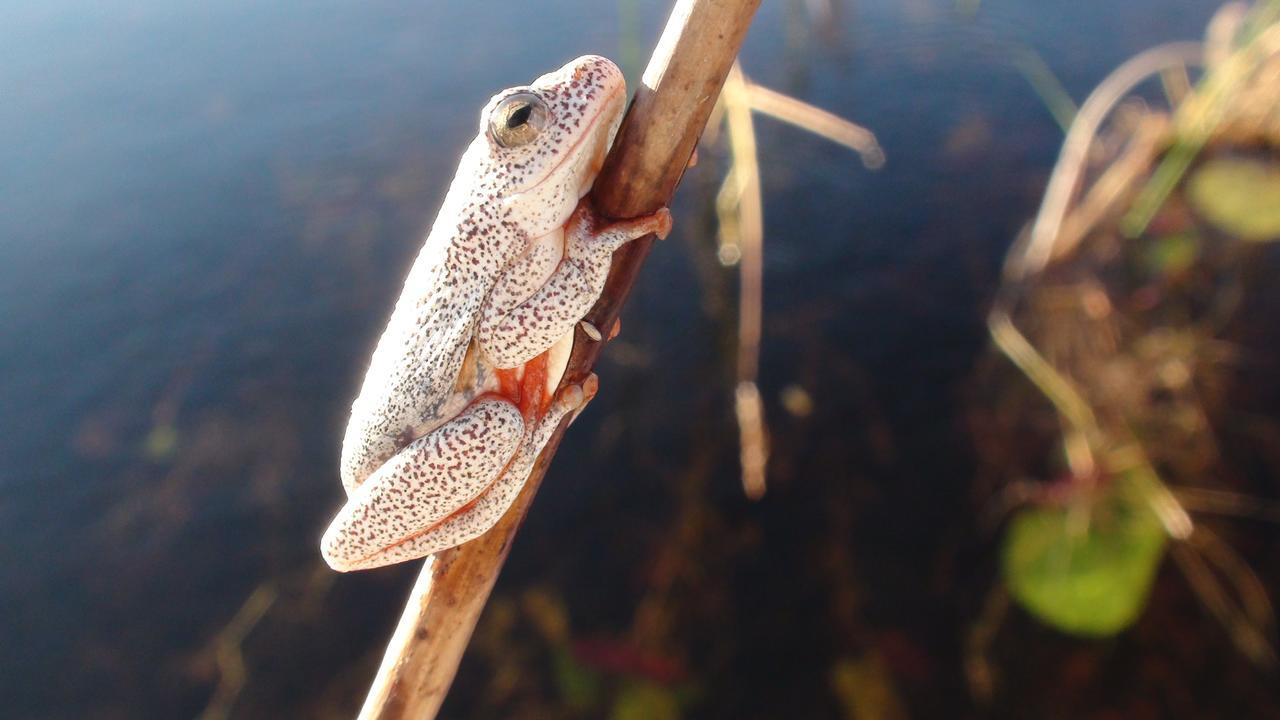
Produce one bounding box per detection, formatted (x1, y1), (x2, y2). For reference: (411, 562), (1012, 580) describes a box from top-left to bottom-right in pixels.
(3, 0), (1276, 717)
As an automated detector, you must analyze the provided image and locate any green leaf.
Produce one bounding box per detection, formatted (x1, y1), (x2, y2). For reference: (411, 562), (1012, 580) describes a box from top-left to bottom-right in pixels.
(1141, 231), (1200, 278)
(1002, 480), (1169, 636)
(1187, 157), (1280, 241)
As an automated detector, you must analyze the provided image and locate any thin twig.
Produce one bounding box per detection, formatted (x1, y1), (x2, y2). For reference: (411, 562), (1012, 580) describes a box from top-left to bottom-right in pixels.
(720, 62), (769, 500)
(199, 584), (277, 720)
(356, 1), (761, 717)
(744, 81), (885, 168)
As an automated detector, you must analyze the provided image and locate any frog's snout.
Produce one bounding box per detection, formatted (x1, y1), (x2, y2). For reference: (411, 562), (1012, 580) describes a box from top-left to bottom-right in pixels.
(564, 54), (623, 90)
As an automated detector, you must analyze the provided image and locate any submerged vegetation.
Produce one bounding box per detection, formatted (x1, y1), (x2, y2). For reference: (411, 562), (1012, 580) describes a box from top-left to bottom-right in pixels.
(975, 0), (1280, 690)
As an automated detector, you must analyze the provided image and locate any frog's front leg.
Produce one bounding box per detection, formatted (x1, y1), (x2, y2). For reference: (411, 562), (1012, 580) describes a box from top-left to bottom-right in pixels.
(321, 397), (525, 572)
(477, 204), (672, 368)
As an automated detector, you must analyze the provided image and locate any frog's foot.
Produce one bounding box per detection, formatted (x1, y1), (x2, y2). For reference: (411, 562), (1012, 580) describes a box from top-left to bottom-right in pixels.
(478, 204), (671, 368)
(573, 202), (672, 245)
(564, 372), (599, 424)
(320, 398), (524, 572)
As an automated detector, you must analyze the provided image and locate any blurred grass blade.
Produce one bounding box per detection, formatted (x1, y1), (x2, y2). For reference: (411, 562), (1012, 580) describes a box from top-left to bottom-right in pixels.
(1012, 46), (1078, 133)
(199, 584), (278, 720)
(1122, 15), (1280, 236)
(745, 82), (885, 168)
(1173, 529), (1277, 668)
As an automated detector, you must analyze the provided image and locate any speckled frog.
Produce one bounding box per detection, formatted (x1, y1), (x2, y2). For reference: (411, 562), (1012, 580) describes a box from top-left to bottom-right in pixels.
(321, 56), (670, 572)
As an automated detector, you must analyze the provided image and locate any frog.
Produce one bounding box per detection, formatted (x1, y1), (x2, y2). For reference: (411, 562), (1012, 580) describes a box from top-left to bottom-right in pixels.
(320, 55), (671, 572)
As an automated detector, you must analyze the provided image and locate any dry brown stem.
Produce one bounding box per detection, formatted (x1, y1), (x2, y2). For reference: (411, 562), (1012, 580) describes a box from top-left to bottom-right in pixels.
(356, 1), (761, 717)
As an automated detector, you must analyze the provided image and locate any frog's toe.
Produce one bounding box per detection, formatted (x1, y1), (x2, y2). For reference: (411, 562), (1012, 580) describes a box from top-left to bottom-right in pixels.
(648, 207), (673, 240)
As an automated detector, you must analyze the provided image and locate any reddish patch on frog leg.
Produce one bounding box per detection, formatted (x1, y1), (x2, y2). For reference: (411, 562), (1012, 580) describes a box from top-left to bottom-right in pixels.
(520, 353), (552, 419)
(493, 352), (554, 421)
(494, 366), (522, 401)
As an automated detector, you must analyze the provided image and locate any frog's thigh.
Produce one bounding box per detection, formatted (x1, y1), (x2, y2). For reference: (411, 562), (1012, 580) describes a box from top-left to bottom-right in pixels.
(321, 398), (524, 572)
(421, 378), (591, 552)
(478, 213), (648, 368)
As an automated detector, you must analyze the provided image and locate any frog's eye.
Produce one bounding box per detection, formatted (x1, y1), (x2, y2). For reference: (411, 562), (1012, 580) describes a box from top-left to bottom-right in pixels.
(488, 92), (549, 149)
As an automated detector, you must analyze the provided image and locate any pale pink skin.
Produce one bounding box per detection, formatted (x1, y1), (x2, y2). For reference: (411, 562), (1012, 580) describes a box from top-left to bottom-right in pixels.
(321, 56), (671, 572)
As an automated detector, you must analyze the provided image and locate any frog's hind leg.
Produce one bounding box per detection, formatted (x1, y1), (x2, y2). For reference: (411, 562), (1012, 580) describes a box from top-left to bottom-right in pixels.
(416, 375), (597, 553)
(477, 204), (671, 369)
(320, 397), (525, 572)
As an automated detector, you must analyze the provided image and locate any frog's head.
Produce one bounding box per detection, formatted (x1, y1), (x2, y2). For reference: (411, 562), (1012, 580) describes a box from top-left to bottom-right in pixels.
(474, 55), (627, 235)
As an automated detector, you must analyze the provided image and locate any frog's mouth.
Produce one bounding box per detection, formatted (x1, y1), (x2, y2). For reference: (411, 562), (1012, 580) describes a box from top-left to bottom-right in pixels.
(573, 83), (627, 195)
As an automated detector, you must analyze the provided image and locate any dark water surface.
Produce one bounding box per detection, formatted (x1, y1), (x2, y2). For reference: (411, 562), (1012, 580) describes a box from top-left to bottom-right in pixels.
(2, 1), (1263, 718)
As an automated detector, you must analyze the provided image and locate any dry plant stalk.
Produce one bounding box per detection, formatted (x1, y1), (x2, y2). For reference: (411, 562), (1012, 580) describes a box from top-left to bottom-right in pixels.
(356, 1), (761, 718)
(714, 62), (883, 499)
(719, 63), (769, 500)
(745, 83), (885, 167)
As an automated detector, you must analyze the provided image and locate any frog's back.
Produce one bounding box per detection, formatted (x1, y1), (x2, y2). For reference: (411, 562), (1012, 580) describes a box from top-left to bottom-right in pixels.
(339, 173), (515, 490)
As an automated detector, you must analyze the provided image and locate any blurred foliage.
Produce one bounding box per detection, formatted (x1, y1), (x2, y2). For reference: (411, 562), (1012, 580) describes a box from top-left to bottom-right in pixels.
(610, 682), (681, 720)
(1002, 469), (1168, 636)
(979, 0), (1280, 680)
(1140, 230), (1201, 277)
(829, 655), (908, 720)
(1187, 157), (1280, 240)
(142, 423), (180, 462)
